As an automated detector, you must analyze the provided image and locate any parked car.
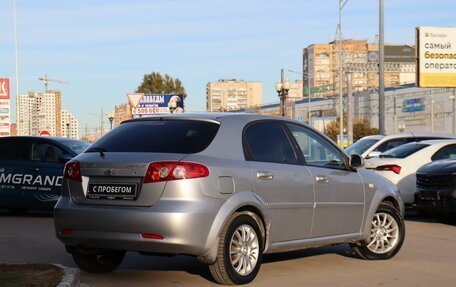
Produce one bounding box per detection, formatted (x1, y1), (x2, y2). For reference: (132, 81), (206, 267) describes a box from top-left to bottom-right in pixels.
(415, 159), (456, 221)
(346, 133), (456, 159)
(54, 113), (405, 285)
(364, 140), (456, 205)
(0, 136), (90, 212)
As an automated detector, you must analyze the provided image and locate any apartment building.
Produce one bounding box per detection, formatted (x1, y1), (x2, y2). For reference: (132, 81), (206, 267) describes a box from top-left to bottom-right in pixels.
(17, 91), (73, 137)
(61, 109), (79, 139)
(303, 40), (416, 97)
(206, 79), (262, 112)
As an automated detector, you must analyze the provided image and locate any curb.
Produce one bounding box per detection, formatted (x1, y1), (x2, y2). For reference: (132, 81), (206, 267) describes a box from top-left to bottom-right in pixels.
(54, 264), (81, 287)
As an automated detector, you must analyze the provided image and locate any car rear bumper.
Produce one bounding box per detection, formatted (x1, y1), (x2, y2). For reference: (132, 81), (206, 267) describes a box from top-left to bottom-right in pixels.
(54, 196), (223, 257)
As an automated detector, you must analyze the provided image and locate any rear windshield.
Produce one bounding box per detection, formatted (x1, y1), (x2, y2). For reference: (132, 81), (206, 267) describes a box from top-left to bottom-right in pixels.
(379, 143), (428, 159)
(61, 140), (91, 154)
(345, 138), (380, 155)
(87, 120), (220, 154)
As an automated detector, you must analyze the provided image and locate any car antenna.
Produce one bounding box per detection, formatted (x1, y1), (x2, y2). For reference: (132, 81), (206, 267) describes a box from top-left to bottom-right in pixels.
(410, 131), (418, 143)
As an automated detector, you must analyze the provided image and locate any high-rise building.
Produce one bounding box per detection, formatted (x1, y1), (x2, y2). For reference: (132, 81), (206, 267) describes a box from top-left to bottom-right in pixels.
(17, 91), (69, 137)
(206, 79), (262, 112)
(303, 40), (416, 97)
(61, 109), (79, 139)
(114, 103), (132, 127)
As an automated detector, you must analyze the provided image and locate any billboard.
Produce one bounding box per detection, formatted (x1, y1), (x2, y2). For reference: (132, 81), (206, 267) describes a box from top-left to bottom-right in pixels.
(417, 27), (456, 87)
(385, 45), (415, 63)
(132, 94), (184, 118)
(0, 78), (10, 137)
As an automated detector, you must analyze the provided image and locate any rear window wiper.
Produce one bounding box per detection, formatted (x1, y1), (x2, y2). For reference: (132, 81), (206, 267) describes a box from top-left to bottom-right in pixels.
(86, 147), (107, 157)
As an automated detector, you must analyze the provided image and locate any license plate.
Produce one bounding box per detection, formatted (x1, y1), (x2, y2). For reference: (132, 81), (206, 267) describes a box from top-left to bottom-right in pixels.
(87, 183), (137, 200)
(419, 190), (440, 201)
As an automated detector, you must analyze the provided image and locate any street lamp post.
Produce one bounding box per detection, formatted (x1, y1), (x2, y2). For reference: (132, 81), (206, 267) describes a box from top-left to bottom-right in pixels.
(379, 0), (386, 134)
(66, 123), (70, 138)
(275, 69), (291, 117)
(108, 112), (114, 130)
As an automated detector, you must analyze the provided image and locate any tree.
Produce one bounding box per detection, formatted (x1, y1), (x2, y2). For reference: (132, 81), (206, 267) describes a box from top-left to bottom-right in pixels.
(136, 72), (187, 98)
(325, 113), (379, 142)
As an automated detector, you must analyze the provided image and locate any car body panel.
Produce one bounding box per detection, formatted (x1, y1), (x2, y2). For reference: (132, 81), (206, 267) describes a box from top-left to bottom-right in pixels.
(0, 136), (89, 210)
(365, 140), (456, 204)
(54, 113), (403, 263)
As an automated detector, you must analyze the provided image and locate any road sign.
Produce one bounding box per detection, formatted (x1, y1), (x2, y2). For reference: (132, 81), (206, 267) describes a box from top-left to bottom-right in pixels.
(126, 93), (144, 108)
(40, 130), (51, 136)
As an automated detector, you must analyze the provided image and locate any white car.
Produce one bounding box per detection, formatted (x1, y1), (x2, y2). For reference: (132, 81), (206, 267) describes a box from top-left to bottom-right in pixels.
(346, 133), (456, 159)
(364, 140), (456, 205)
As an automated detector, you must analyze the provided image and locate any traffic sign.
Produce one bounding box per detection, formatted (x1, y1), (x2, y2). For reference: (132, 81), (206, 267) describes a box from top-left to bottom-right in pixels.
(126, 93), (144, 108)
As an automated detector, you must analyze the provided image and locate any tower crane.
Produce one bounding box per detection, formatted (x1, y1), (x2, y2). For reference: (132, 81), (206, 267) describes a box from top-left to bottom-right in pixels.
(38, 74), (69, 92)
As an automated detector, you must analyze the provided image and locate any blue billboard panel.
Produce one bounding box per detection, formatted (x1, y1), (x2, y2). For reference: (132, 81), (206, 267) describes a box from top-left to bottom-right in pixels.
(134, 94), (184, 118)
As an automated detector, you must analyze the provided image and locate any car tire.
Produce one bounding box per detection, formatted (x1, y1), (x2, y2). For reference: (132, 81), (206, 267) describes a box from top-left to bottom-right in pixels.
(351, 203), (405, 260)
(72, 249), (125, 273)
(209, 212), (263, 285)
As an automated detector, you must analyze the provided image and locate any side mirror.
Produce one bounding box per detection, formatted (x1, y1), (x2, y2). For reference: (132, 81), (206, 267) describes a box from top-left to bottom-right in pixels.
(349, 154), (364, 169)
(367, 151), (381, 159)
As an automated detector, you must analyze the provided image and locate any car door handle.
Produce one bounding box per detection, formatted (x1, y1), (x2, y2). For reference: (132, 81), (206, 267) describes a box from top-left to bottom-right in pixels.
(257, 171), (274, 180)
(315, 175), (330, 183)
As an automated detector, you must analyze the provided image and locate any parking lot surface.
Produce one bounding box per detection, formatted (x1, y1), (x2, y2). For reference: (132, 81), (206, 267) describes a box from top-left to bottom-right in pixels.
(0, 210), (454, 287)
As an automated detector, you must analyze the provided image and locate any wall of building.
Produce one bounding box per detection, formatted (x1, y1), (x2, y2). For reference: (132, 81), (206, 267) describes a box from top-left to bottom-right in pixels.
(206, 79), (263, 112)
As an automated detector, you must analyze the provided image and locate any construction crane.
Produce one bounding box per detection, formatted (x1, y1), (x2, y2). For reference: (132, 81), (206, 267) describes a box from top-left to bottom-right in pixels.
(38, 74), (69, 92)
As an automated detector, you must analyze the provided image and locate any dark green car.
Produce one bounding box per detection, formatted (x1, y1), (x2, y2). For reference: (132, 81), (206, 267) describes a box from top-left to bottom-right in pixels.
(0, 136), (90, 212)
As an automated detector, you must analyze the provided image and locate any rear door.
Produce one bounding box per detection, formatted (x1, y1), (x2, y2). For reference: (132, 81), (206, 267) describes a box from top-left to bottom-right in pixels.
(20, 139), (68, 208)
(0, 138), (29, 209)
(284, 123), (365, 238)
(243, 121), (315, 242)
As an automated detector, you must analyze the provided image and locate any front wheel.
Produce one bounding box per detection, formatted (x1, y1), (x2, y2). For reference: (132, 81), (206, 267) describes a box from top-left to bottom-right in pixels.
(72, 249), (125, 273)
(209, 213), (263, 285)
(351, 203), (405, 260)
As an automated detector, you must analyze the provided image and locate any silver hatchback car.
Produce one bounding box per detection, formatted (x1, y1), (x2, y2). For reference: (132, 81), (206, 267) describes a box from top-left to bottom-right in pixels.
(54, 113), (405, 285)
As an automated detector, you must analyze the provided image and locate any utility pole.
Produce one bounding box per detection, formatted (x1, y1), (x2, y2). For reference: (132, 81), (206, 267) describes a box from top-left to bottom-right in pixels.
(379, 0), (386, 134)
(347, 72), (353, 145)
(338, 0), (348, 147)
(14, 0), (20, 134)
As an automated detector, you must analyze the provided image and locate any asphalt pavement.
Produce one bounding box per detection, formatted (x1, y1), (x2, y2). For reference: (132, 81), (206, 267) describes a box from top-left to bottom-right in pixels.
(0, 209), (454, 287)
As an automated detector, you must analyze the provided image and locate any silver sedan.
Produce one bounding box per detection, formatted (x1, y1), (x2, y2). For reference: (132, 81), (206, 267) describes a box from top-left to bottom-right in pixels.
(54, 113), (405, 285)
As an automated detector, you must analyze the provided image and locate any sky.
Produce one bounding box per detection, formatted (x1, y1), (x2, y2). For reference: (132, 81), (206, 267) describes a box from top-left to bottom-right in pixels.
(1, 0), (455, 135)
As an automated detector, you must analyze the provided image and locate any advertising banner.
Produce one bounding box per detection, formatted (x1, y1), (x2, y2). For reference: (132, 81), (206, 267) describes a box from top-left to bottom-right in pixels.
(133, 94), (184, 118)
(417, 27), (456, 87)
(0, 78), (10, 137)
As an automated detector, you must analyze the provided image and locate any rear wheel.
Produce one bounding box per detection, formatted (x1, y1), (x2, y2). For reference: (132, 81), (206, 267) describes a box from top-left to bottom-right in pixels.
(351, 203), (405, 260)
(209, 213), (263, 285)
(72, 249), (125, 273)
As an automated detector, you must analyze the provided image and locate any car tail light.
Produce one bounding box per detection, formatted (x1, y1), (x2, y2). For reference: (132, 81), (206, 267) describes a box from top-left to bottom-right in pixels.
(64, 161), (82, 182)
(143, 161), (209, 183)
(376, 164), (401, 174)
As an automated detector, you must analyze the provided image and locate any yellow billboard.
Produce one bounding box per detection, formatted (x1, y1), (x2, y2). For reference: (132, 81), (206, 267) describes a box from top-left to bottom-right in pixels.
(416, 26), (456, 87)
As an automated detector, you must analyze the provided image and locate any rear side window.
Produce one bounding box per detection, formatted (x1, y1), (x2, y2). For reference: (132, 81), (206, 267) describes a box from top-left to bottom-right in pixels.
(0, 139), (29, 160)
(432, 144), (456, 160)
(87, 120), (219, 154)
(32, 143), (66, 163)
(374, 138), (408, 153)
(379, 143), (428, 159)
(243, 122), (298, 164)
